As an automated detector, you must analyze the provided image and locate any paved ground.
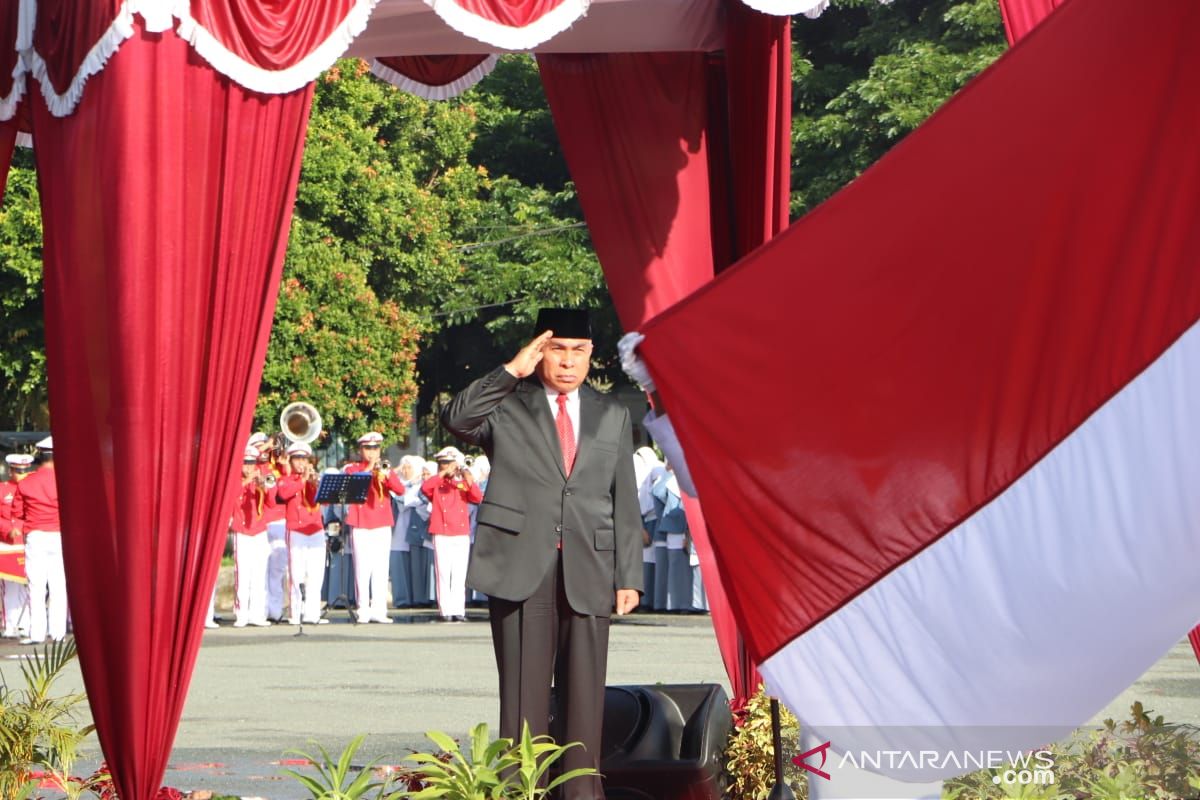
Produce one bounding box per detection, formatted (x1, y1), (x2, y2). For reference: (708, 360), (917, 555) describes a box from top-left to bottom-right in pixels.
(1, 609), (1197, 798)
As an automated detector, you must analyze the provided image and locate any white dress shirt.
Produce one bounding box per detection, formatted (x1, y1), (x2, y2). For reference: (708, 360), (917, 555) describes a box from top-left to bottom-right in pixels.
(544, 385), (581, 442)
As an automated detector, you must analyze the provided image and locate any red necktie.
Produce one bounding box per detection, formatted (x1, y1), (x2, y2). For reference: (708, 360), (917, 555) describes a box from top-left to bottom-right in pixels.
(556, 393), (576, 475)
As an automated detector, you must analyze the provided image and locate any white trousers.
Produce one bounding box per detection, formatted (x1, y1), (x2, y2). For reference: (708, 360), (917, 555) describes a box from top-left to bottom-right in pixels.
(432, 534), (470, 618)
(25, 530), (67, 642)
(1, 579), (29, 635)
(266, 519), (288, 619)
(351, 526), (391, 621)
(287, 531), (327, 623)
(234, 532), (270, 625)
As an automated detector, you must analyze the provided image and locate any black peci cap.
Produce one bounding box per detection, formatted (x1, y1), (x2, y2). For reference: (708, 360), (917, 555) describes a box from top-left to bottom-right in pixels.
(534, 308), (592, 340)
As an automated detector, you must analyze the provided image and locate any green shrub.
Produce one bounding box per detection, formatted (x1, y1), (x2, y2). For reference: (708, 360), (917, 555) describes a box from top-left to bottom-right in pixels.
(945, 702), (1200, 799)
(723, 686), (806, 800)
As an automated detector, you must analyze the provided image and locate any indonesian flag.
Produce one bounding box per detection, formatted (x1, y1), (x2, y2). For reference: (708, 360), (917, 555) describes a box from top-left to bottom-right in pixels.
(638, 0), (1200, 780)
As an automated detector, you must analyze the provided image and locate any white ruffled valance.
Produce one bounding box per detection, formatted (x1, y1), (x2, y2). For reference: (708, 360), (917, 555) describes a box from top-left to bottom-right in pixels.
(13, 0), (379, 117)
(423, 0), (591, 52)
(370, 54), (498, 100)
(8, 0), (861, 116)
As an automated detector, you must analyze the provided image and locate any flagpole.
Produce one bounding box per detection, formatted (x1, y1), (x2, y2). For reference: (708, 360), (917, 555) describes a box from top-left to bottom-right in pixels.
(767, 697), (796, 799)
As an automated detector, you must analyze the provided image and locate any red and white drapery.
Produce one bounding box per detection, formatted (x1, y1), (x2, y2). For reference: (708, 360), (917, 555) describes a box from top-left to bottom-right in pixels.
(638, 0), (1200, 779)
(0, 2), (806, 799)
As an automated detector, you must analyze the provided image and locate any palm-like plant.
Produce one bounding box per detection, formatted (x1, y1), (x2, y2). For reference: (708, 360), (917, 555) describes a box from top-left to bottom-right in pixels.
(0, 639), (94, 800)
(281, 734), (385, 800)
(393, 722), (596, 800)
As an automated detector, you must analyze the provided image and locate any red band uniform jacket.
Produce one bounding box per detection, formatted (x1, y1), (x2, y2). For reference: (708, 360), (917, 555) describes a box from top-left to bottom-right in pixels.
(422, 473), (484, 535)
(13, 467), (60, 532)
(275, 474), (324, 534)
(343, 462), (405, 529)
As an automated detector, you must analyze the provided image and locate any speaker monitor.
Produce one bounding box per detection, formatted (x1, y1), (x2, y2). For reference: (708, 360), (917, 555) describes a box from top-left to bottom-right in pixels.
(552, 683), (732, 800)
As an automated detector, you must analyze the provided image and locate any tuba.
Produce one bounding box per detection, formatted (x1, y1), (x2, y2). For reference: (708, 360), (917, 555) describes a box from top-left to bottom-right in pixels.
(279, 402), (322, 445)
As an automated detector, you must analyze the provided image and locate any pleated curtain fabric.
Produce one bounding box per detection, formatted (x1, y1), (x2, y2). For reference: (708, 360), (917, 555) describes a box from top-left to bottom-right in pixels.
(29, 21), (314, 800)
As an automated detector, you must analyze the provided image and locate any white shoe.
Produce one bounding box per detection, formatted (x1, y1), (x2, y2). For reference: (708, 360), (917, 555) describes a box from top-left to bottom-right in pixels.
(249, 619), (271, 627)
(304, 618), (330, 625)
(233, 620), (248, 628)
(1, 629), (16, 639)
(204, 620), (219, 629)
(18, 637), (40, 645)
(287, 618), (301, 625)
(375, 616), (394, 624)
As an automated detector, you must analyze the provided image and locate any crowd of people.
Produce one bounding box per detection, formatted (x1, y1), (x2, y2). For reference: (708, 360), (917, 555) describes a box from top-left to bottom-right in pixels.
(214, 427), (709, 631)
(0, 423), (708, 644)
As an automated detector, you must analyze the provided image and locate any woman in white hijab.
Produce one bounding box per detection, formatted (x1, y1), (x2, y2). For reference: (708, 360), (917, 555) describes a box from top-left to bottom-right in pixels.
(633, 446), (663, 610)
(389, 454), (427, 609)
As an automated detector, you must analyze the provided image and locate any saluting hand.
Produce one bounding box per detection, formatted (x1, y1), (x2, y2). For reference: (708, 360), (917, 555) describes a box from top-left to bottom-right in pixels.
(504, 330), (553, 378)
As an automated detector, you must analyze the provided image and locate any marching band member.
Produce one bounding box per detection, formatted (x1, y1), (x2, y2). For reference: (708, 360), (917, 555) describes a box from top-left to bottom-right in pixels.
(344, 432), (405, 623)
(231, 446), (275, 628)
(0, 453), (34, 638)
(422, 447), (483, 622)
(275, 442), (328, 625)
(253, 433), (291, 622)
(12, 437), (65, 644)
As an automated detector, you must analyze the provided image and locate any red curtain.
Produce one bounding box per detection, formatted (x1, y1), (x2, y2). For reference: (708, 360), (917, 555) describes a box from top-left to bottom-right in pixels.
(30, 24), (313, 800)
(450, 0), (573, 28)
(672, 7), (793, 710)
(0, 120), (15, 201)
(998, 0), (1066, 44)
(724, 4), (792, 258)
(1191, 625), (1200, 665)
(29, 1), (124, 95)
(0, 0), (21, 201)
(186, 0), (361, 69)
(538, 52), (714, 330)
(371, 54), (497, 99)
(376, 54), (491, 86)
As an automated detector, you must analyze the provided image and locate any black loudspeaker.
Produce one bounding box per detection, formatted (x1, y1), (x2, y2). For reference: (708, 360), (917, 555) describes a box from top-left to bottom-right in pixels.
(553, 683), (732, 800)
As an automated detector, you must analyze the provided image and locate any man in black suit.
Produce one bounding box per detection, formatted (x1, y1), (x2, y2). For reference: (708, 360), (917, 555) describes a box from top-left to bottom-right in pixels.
(442, 308), (642, 800)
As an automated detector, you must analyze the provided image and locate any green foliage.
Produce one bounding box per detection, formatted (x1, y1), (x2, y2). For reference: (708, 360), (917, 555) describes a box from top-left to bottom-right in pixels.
(394, 722), (596, 800)
(0, 639), (95, 800)
(943, 702), (1200, 799)
(723, 686), (805, 800)
(257, 221), (421, 442)
(0, 150), (48, 430)
(281, 734), (385, 800)
(791, 0), (1006, 215)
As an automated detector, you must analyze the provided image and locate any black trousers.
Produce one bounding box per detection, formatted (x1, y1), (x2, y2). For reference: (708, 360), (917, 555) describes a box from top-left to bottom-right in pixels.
(489, 553), (608, 800)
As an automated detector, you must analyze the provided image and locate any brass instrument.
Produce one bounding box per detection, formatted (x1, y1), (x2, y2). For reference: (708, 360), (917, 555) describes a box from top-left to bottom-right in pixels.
(279, 402), (322, 446)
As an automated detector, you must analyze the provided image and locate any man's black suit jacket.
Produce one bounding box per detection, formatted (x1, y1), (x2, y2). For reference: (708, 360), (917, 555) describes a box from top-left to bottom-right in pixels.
(441, 366), (643, 617)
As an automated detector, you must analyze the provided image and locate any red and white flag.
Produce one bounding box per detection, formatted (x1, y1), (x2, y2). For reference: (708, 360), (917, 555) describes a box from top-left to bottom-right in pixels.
(639, 0), (1200, 779)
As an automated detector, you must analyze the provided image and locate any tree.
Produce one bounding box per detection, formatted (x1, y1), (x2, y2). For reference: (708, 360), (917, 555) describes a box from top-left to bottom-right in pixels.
(790, 0), (1006, 215)
(253, 60), (483, 442)
(0, 150), (47, 430)
(254, 222), (420, 444)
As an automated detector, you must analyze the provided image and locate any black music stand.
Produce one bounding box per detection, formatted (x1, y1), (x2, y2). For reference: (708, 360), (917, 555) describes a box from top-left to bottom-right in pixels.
(316, 473), (371, 505)
(318, 473), (371, 614)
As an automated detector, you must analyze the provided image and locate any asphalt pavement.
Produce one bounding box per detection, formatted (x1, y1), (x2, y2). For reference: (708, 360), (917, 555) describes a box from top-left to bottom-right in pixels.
(1, 608), (1197, 799)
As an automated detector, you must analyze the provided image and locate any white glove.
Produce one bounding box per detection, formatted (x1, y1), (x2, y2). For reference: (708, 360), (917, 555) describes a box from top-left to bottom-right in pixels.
(618, 331), (656, 393)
